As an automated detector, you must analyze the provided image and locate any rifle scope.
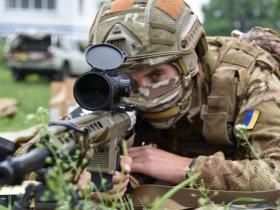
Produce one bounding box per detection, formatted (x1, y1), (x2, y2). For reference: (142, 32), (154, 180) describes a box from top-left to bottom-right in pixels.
(73, 44), (133, 111)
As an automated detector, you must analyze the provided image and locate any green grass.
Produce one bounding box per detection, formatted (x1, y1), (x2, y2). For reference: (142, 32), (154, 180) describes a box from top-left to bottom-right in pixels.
(0, 39), (5, 62)
(0, 42), (50, 131)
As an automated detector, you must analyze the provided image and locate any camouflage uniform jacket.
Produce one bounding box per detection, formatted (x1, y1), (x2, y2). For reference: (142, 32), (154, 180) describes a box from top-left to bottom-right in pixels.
(137, 36), (280, 191)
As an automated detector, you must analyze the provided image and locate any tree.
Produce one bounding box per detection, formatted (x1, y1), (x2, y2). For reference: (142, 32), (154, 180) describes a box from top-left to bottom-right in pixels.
(202, 0), (279, 36)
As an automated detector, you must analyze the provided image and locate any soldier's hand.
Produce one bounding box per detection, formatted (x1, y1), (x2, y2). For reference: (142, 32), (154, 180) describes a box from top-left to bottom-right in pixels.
(78, 156), (132, 201)
(128, 145), (192, 184)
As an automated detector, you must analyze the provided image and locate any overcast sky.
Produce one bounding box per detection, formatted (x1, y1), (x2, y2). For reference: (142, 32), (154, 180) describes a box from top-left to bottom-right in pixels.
(187, 0), (210, 22)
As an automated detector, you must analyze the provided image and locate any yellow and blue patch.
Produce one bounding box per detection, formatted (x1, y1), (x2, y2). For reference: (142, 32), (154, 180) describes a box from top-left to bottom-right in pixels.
(242, 109), (260, 129)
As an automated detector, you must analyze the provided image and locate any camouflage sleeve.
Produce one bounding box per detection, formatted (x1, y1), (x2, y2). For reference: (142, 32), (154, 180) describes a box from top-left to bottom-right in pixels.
(191, 68), (280, 191)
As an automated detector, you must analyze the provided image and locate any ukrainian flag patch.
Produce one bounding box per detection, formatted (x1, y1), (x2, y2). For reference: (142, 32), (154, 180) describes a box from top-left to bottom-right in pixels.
(242, 109), (260, 129)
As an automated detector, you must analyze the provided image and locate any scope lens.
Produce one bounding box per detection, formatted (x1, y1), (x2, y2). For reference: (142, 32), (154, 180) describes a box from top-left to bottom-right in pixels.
(74, 72), (112, 111)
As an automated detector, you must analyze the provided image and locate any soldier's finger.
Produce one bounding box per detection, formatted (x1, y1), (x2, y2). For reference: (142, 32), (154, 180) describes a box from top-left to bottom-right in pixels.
(120, 155), (132, 173)
(128, 146), (141, 152)
(128, 145), (152, 153)
(108, 178), (130, 194)
(129, 148), (157, 162)
(91, 192), (111, 201)
(92, 186), (128, 202)
(77, 169), (91, 189)
(128, 150), (144, 160)
(118, 186), (128, 198)
(112, 171), (129, 184)
(113, 171), (121, 184)
(128, 146), (151, 159)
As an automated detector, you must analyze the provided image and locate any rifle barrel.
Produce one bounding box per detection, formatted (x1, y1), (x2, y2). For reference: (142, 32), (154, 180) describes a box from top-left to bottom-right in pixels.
(0, 148), (50, 185)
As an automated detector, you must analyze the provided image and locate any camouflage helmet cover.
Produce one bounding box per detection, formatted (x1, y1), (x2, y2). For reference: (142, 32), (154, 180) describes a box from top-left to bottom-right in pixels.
(89, 0), (206, 71)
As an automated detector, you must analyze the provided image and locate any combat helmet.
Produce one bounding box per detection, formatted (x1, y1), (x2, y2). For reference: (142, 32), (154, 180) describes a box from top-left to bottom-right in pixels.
(89, 0), (208, 128)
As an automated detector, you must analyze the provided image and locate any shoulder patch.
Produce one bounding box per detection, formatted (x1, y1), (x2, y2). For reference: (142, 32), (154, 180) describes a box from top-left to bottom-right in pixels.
(242, 109), (260, 129)
(155, 0), (184, 20)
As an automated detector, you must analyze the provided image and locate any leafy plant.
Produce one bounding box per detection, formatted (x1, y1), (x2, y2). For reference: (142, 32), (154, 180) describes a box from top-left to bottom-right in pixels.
(3, 110), (271, 210)
(235, 124), (261, 159)
(26, 106), (50, 125)
(224, 197), (264, 210)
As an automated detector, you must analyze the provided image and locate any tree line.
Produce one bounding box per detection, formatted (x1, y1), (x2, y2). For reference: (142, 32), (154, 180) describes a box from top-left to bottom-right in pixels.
(202, 0), (280, 36)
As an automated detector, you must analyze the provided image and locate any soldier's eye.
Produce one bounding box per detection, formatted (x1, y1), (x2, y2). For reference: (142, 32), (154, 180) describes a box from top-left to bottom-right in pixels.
(146, 69), (165, 83)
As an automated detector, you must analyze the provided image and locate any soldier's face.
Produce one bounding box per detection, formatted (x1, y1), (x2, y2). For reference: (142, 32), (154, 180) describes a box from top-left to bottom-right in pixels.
(130, 63), (179, 88)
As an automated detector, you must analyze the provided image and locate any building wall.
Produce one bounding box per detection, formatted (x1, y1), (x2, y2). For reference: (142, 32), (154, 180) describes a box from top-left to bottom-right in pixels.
(0, 0), (99, 39)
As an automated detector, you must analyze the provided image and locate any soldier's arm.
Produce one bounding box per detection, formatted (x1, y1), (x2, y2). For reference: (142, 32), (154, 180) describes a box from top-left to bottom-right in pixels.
(191, 69), (280, 191)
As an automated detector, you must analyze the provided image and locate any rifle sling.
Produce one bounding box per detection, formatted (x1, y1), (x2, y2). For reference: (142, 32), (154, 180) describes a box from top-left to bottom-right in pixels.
(132, 184), (280, 209)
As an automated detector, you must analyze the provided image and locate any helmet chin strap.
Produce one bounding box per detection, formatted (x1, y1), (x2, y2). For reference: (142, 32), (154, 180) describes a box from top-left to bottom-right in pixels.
(142, 106), (181, 121)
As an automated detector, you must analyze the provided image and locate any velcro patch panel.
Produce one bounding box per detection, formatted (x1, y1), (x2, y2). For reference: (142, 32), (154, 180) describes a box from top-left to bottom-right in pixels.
(155, 0), (184, 20)
(110, 0), (134, 13)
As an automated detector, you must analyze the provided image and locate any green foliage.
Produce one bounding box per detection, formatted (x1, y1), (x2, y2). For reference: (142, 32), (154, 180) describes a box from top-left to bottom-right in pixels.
(0, 39), (5, 63)
(272, 0), (280, 13)
(42, 141), (83, 210)
(26, 106), (50, 125)
(31, 128), (131, 210)
(224, 197), (264, 210)
(235, 124), (261, 159)
(0, 205), (11, 210)
(202, 0), (280, 36)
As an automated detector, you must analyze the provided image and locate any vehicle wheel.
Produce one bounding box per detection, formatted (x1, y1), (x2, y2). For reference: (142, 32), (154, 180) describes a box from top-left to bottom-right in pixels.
(53, 63), (70, 81)
(11, 68), (26, 82)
